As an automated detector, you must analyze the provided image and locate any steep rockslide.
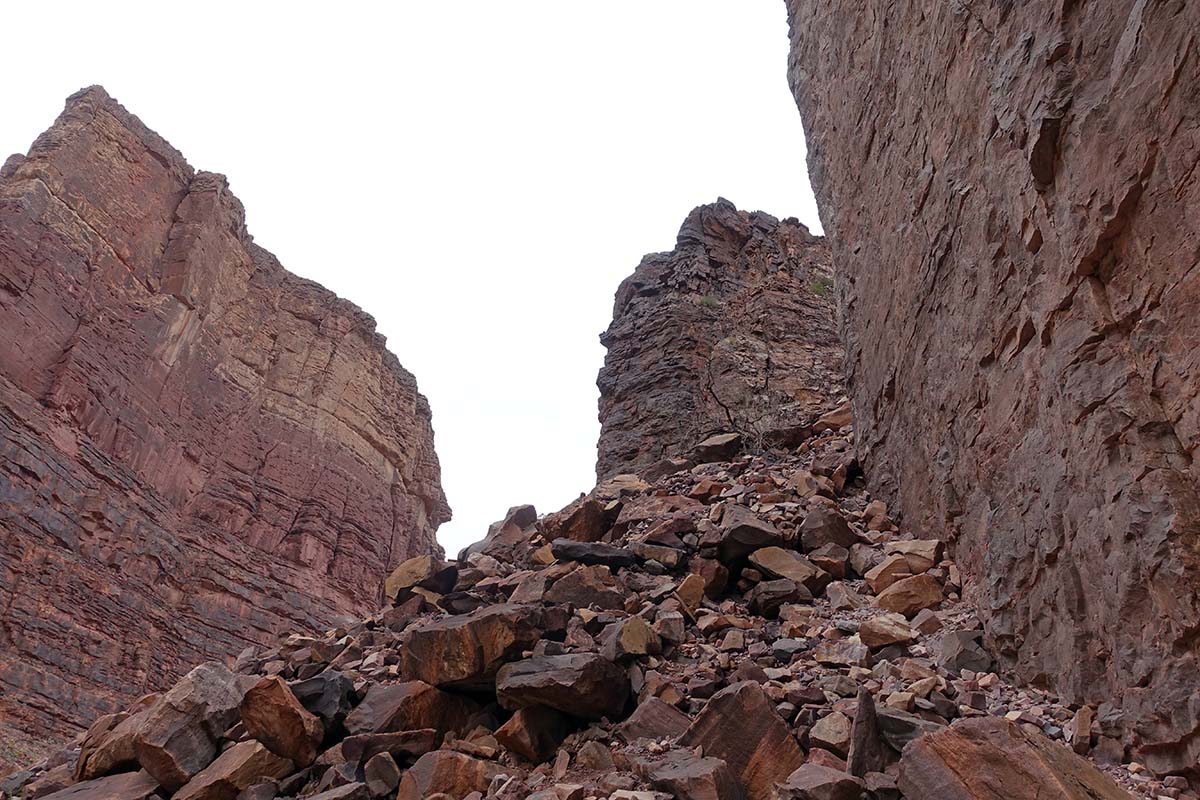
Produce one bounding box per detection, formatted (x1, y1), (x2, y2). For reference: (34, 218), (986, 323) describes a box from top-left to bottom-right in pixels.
(786, 0), (1200, 772)
(0, 87), (449, 742)
(597, 199), (845, 480)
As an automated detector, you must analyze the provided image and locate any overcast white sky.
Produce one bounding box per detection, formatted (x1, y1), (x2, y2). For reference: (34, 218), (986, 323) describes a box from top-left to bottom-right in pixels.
(1, 2), (821, 553)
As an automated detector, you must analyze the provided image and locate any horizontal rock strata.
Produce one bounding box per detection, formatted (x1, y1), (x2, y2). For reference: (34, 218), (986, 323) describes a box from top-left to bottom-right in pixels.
(0, 87), (449, 747)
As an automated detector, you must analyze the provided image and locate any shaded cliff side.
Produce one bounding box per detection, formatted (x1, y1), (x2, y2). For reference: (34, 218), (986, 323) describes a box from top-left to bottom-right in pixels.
(0, 87), (450, 741)
(787, 0), (1200, 772)
(597, 199), (845, 479)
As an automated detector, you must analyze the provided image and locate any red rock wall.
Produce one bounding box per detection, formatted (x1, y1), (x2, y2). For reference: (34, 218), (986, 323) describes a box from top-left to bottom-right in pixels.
(597, 199), (844, 479)
(0, 87), (450, 739)
(786, 0), (1200, 769)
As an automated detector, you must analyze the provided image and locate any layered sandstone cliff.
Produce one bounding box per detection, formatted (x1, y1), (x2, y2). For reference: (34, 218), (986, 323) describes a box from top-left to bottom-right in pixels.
(0, 87), (449, 741)
(597, 199), (844, 479)
(787, 0), (1200, 771)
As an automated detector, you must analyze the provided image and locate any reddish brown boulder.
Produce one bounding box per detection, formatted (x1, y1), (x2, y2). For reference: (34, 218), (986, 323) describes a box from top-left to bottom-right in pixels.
(132, 662), (252, 791)
(646, 752), (745, 800)
(897, 717), (1132, 799)
(395, 750), (506, 800)
(787, 0), (1200, 766)
(0, 86), (449, 742)
(399, 603), (555, 689)
(596, 200), (842, 479)
(874, 575), (942, 618)
(343, 681), (477, 741)
(544, 565), (627, 610)
(495, 706), (574, 763)
(239, 676), (324, 767)
(172, 740), (292, 800)
(542, 497), (611, 543)
(679, 681), (806, 800)
(496, 654), (630, 720)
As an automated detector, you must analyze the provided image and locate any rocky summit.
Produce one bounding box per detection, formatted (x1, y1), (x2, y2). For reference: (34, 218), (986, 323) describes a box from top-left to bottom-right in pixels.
(0, 88), (449, 749)
(596, 199), (845, 481)
(1, 416), (1164, 800)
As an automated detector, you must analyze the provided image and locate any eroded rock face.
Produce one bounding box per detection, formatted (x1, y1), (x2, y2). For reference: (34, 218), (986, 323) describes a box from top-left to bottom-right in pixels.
(596, 198), (844, 479)
(786, 0), (1200, 768)
(0, 86), (449, 742)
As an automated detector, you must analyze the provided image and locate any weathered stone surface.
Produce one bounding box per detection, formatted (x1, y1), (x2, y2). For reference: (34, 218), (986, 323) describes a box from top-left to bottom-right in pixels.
(239, 676), (323, 767)
(718, 506), (784, 564)
(400, 603), (555, 689)
(798, 509), (857, 552)
(597, 200), (843, 479)
(748, 547), (831, 596)
(787, 0), (1200, 767)
(384, 555), (458, 603)
(342, 681), (477, 741)
(544, 565), (627, 610)
(938, 631), (994, 676)
(874, 575), (942, 618)
(897, 717), (1133, 799)
(339, 729), (438, 765)
(495, 706), (573, 763)
(132, 662), (252, 791)
(772, 764), (864, 800)
(846, 689), (885, 778)
(37, 771), (160, 800)
(0, 86), (449, 742)
(173, 740), (292, 800)
(551, 539), (637, 570)
(395, 750), (505, 800)
(496, 654), (630, 721)
(679, 681), (805, 800)
(647, 752), (745, 800)
(617, 697), (691, 744)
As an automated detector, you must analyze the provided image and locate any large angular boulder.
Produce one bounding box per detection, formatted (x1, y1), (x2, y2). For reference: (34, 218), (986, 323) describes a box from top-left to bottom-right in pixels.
(400, 603), (555, 689)
(288, 670), (355, 727)
(679, 681), (806, 800)
(384, 555), (458, 602)
(875, 575), (942, 618)
(496, 654), (630, 720)
(132, 662), (254, 791)
(772, 764), (864, 800)
(897, 717), (1133, 799)
(544, 564), (627, 610)
(239, 676), (324, 766)
(495, 706), (574, 763)
(718, 506), (784, 563)
(798, 508), (858, 551)
(542, 497), (612, 543)
(647, 751), (746, 800)
(343, 681), (478, 740)
(395, 750), (507, 800)
(749, 547), (832, 595)
(173, 740), (292, 800)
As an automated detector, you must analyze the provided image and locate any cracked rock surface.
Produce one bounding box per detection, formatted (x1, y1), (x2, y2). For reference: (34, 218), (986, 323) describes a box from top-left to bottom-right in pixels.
(786, 0), (1200, 772)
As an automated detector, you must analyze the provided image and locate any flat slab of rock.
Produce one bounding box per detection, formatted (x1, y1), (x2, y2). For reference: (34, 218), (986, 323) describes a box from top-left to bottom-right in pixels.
(173, 740), (292, 800)
(679, 681), (805, 800)
(773, 763), (864, 800)
(551, 538), (637, 569)
(748, 547), (831, 595)
(497, 654), (630, 720)
(617, 697), (692, 743)
(898, 717), (1134, 799)
(343, 681), (477, 740)
(38, 771), (160, 800)
(874, 574), (943, 618)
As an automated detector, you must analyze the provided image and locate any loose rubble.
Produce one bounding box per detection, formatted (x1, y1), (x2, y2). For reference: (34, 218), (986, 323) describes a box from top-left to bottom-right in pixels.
(1, 423), (1181, 799)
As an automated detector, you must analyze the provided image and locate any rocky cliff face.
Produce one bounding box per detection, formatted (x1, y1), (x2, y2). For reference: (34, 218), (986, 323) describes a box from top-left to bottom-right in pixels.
(597, 199), (844, 479)
(786, 0), (1200, 771)
(0, 87), (449, 741)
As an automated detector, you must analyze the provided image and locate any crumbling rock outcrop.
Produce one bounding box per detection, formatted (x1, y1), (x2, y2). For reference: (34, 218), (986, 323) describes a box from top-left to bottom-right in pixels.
(597, 199), (844, 479)
(786, 0), (1200, 771)
(0, 87), (449, 745)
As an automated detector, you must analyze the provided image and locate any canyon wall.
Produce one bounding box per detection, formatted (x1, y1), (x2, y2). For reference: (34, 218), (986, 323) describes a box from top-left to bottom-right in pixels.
(597, 199), (844, 479)
(0, 87), (449, 740)
(786, 0), (1200, 770)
